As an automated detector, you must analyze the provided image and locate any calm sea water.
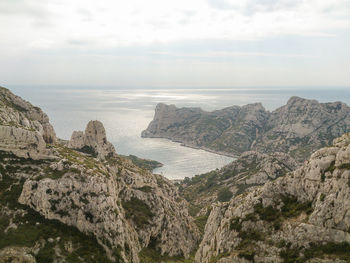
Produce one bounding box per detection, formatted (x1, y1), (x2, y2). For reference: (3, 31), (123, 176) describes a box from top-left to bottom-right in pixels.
(8, 86), (350, 179)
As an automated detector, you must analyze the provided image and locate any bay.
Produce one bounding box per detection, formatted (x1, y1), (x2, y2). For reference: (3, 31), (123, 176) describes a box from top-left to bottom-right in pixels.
(9, 86), (350, 179)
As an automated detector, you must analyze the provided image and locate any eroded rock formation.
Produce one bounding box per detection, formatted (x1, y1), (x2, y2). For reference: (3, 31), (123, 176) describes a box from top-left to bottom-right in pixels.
(195, 133), (350, 262)
(68, 120), (117, 160)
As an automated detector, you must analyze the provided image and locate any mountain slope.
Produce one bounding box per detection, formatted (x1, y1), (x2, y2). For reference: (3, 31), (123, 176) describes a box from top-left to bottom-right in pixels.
(0, 87), (199, 263)
(142, 97), (350, 162)
(180, 151), (298, 212)
(195, 133), (350, 263)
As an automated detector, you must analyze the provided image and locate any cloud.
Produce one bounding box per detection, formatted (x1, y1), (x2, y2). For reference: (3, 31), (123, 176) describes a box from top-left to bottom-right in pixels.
(207, 0), (237, 10)
(0, 0), (349, 50)
(76, 8), (94, 22)
(0, 0), (52, 19)
(0, 0), (349, 87)
(67, 39), (96, 46)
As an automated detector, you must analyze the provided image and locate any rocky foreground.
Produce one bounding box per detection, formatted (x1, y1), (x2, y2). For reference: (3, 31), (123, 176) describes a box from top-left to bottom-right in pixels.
(0, 86), (199, 263)
(195, 133), (350, 262)
(1, 86), (350, 263)
(142, 98), (350, 162)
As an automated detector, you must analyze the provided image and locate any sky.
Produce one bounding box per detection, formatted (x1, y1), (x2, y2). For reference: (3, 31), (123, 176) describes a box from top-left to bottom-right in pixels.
(1, 0), (350, 88)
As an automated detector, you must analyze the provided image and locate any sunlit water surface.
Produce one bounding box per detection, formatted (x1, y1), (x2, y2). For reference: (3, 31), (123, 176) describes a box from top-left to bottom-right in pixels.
(9, 86), (350, 179)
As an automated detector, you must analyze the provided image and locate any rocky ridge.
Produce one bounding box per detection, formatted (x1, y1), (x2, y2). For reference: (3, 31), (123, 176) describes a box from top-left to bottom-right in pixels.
(180, 151), (298, 213)
(142, 97), (350, 162)
(0, 87), (199, 263)
(0, 86), (56, 159)
(195, 133), (350, 262)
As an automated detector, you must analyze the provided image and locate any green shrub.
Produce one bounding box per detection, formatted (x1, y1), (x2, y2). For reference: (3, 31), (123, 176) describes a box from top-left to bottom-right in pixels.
(320, 193), (326, 201)
(281, 195), (313, 218)
(122, 155), (162, 171)
(217, 188), (233, 202)
(0, 208), (113, 263)
(324, 160), (336, 173)
(238, 250), (255, 261)
(230, 217), (242, 231)
(254, 203), (279, 222)
(238, 229), (264, 242)
(304, 242), (350, 261)
(136, 186), (153, 193)
(76, 146), (98, 158)
(195, 214), (209, 234)
(279, 247), (302, 263)
(338, 163), (350, 170)
(122, 197), (154, 228)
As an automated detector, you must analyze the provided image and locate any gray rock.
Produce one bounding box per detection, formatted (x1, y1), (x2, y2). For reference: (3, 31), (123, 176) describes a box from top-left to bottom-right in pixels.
(0, 247), (36, 263)
(68, 120), (117, 160)
(0, 87), (57, 159)
(180, 151), (298, 211)
(195, 133), (350, 263)
(143, 97), (350, 162)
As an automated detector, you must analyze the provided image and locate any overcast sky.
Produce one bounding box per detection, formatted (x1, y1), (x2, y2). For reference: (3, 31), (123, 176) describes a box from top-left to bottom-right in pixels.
(1, 0), (350, 88)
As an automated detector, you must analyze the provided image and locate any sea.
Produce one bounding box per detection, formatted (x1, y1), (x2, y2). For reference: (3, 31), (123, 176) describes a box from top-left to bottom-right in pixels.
(8, 86), (350, 179)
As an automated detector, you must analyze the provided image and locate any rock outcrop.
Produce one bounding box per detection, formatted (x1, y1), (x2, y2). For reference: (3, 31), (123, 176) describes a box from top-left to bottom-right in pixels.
(180, 151), (298, 211)
(195, 133), (350, 263)
(0, 247), (36, 263)
(0, 87), (56, 159)
(17, 146), (200, 262)
(0, 87), (200, 263)
(68, 120), (117, 160)
(142, 102), (269, 156)
(142, 97), (350, 162)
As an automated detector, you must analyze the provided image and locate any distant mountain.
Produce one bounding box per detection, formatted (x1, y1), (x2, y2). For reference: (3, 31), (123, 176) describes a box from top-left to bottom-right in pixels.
(142, 97), (350, 162)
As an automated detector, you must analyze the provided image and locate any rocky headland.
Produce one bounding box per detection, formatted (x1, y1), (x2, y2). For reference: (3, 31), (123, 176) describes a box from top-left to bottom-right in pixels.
(142, 97), (350, 163)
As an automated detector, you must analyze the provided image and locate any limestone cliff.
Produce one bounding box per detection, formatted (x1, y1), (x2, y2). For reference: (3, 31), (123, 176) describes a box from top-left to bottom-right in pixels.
(0, 87), (199, 263)
(68, 120), (117, 160)
(195, 133), (350, 263)
(142, 97), (350, 162)
(0, 87), (56, 159)
(142, 102), (268, 156)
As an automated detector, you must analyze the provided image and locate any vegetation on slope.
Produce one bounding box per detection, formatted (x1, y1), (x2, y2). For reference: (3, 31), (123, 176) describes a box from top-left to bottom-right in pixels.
(121, 154), (163, 171)
(0, 151), (114, 263)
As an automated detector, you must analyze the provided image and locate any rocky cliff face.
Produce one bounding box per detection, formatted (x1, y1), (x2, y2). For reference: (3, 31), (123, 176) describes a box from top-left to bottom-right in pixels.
(195, 133), (350, 263)
(18, 144), (199, 262)
(0, 87), (56, 159)
(142, 102), (269, 156)
(0, 87), (199, 263)
(180, 151), (298, 211)
(68, 120), (117, 160)
(254, 97), (350, 161)
(142, 97), (350, 162)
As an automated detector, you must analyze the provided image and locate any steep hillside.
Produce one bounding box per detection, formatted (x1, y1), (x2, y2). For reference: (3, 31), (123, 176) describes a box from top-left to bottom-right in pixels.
(0, 86), (56, 159)
(0, 87), (199, 263)
(195, 133), (350, 263)
(142, 97), (350, 162)
(180, 151), (298, 213)
(142, 102), (268, 157)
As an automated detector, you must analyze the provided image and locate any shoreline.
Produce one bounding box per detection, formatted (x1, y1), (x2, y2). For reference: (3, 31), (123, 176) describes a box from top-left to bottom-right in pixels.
(141, 134), (237, 159)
